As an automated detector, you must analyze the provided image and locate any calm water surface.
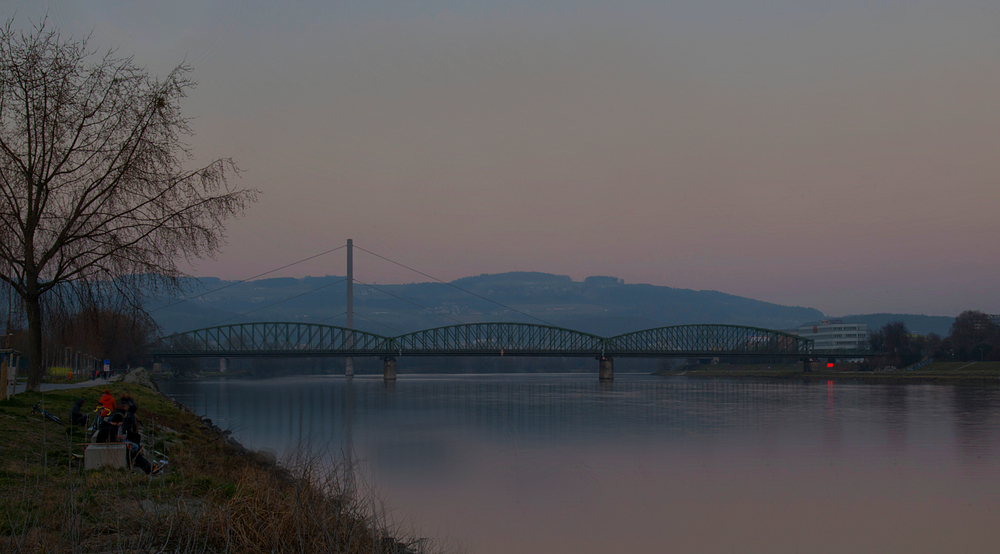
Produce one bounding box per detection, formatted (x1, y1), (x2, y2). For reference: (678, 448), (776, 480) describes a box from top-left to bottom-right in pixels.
(159, 373), (1000, 553)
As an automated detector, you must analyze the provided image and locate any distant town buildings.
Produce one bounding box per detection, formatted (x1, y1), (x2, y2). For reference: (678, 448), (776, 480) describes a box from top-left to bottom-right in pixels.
(797, 319), (867, 350)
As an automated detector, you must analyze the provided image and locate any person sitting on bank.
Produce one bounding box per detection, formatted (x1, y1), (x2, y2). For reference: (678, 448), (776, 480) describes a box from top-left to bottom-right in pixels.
(123, 437), (157, 474)
(98, 389), (117, 414)
(119, 392), (137, 413)
(122, 404), (141, 444)
(70, 398), (88, 426)
(95, 411), (124, 443)
(94, 411), (159, 474)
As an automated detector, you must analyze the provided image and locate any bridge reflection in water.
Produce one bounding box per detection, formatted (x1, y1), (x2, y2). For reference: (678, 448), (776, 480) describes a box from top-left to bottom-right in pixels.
(158, 374), (1000, 553)
(153, 322), (834, 380)
(165, 375), (830, 473)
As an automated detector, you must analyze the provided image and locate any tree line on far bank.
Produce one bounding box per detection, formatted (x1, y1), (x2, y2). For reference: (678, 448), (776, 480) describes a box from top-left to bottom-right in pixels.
(868, 310), (1000, 367)
(2, 284), (157, 372)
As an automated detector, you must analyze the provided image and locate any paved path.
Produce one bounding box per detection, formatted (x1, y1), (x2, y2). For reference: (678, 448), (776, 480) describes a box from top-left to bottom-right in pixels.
(12, 377), (118, 395)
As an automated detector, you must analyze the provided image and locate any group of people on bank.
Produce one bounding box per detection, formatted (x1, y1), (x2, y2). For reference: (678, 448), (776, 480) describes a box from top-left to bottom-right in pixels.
(71, 389), (162, 475)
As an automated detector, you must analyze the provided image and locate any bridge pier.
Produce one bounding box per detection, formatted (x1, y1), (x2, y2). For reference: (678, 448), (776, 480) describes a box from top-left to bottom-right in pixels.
(219, 358), (228, 373)
(599, 356), (614, 381)
(383, 357), (397, 381)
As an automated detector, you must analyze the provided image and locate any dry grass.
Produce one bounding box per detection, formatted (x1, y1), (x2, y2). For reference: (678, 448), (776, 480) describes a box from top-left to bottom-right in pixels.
(0, 384), (439, 554)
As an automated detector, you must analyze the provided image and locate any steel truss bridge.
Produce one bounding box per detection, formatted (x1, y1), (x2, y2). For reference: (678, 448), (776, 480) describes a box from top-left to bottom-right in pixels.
(152, 322), (831, 358)
(152, 322), (870, 380)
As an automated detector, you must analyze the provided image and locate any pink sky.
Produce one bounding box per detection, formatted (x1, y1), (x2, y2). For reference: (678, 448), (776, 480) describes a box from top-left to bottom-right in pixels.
(11, 0), (1000, 316)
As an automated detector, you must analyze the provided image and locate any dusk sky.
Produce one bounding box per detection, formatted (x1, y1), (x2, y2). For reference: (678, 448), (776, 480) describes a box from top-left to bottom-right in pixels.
(8, 0), (1000, 317)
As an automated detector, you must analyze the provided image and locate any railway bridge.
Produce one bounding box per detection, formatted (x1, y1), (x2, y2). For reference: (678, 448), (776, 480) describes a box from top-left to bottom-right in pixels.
(151, 321), (848, 381)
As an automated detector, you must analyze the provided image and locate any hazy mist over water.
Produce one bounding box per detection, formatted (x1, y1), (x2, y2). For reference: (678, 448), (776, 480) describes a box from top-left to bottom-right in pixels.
(161, 373), (1000, 553)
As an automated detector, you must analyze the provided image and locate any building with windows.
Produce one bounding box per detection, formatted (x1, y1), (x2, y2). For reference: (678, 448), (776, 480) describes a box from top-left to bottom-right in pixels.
(797, 319), (867, 351)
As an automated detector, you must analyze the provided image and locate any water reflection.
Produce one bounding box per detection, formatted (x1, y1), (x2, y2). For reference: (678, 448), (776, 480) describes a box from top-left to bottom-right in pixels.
(951, 385), (1000, 464)
(160, 375), (1000, 554)
(162, 376), (1000, 466)
(878, 384), (908, 453)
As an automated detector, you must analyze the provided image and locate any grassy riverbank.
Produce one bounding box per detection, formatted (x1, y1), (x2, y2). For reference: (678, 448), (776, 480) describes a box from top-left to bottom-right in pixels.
(0, 380), (424, 553)
(655, 361), (1000, 381)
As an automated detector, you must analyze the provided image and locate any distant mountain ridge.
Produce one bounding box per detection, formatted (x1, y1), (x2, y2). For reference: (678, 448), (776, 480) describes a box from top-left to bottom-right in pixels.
(148, 272), (952, 337)
(150, 272), (822, 336)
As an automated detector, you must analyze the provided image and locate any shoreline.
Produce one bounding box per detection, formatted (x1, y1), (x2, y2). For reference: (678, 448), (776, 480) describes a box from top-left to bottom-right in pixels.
(0, 369), (424, 553)
(657, 371), (1000, 383)
(654, 361), (1000, 383)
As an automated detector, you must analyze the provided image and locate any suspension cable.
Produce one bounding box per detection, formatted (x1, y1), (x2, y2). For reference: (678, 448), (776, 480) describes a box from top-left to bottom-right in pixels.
(353, 279), (466, 326)
(212, 278), (347, 326)
(314, 311), (347, 325)
(152, 244), (347, 313)
(353, 243), (556, 326)
(350, 311), (404, 335)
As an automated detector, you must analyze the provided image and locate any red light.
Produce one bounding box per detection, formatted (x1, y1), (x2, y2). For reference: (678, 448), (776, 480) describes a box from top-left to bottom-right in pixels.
(827, 362), (834, 368)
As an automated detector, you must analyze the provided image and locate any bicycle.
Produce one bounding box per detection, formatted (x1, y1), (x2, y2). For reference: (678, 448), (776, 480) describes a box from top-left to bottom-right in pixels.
(31, 403), (64, 425)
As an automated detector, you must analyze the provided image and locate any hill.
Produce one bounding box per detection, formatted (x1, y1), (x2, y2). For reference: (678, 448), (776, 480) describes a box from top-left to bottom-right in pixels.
(149, 272), (825, 336)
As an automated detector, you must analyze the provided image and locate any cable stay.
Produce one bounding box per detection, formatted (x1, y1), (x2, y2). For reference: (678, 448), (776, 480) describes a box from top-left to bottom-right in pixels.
(151, 244), (347, 313)
(353, 278), (467, 327)
(212, 277), (347, 327)
(353, 243), (557, 327)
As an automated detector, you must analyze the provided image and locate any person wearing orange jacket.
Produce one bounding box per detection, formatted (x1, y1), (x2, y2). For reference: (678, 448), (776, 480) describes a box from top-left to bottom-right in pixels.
(98, 389), (117, 415)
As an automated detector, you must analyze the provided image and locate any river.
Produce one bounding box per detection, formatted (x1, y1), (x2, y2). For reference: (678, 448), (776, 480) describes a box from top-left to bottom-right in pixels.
(159, 373), (1000, 553)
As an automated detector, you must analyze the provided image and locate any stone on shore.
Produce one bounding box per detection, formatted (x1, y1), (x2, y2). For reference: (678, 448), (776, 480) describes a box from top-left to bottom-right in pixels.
(120, 367), (159, 391)
(254, 449), (277, 467)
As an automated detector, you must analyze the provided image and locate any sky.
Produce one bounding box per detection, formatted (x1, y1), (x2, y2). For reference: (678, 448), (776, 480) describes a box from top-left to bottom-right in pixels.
(7, 0), (1000, 317)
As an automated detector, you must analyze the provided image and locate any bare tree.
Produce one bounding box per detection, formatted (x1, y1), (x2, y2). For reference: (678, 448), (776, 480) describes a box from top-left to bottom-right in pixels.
(946, 310), (999, 361)
(0, 19), (257, 391)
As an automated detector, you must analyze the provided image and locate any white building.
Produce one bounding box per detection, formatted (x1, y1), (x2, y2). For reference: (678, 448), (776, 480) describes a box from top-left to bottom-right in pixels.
(797, 319), (867, 351)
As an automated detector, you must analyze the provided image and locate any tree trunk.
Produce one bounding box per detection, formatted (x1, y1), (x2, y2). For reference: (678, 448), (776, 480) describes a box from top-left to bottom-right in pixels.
(24, 293), (43, 392)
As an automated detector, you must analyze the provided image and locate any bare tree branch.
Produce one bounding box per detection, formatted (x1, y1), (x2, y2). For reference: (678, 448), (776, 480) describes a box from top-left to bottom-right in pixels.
(0, 18), (258, 390)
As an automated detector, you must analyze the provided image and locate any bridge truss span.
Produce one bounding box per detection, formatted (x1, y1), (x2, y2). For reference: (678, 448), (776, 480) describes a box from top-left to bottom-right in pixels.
(605, 324), (812, 358)
(157, 322), (393, 357)
(154, 322), (822, 359)
(392, 323), (605, 357)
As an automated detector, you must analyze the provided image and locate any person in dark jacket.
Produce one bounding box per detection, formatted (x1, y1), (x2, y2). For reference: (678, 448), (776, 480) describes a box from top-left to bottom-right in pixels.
(94, 411), (158, 474)
(96, 412), (123, 443)
(122, 404), (141, 444)
(123, 439), (156, 474)
(70, 399), (88, 426)
(119, 392), (136, 411)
